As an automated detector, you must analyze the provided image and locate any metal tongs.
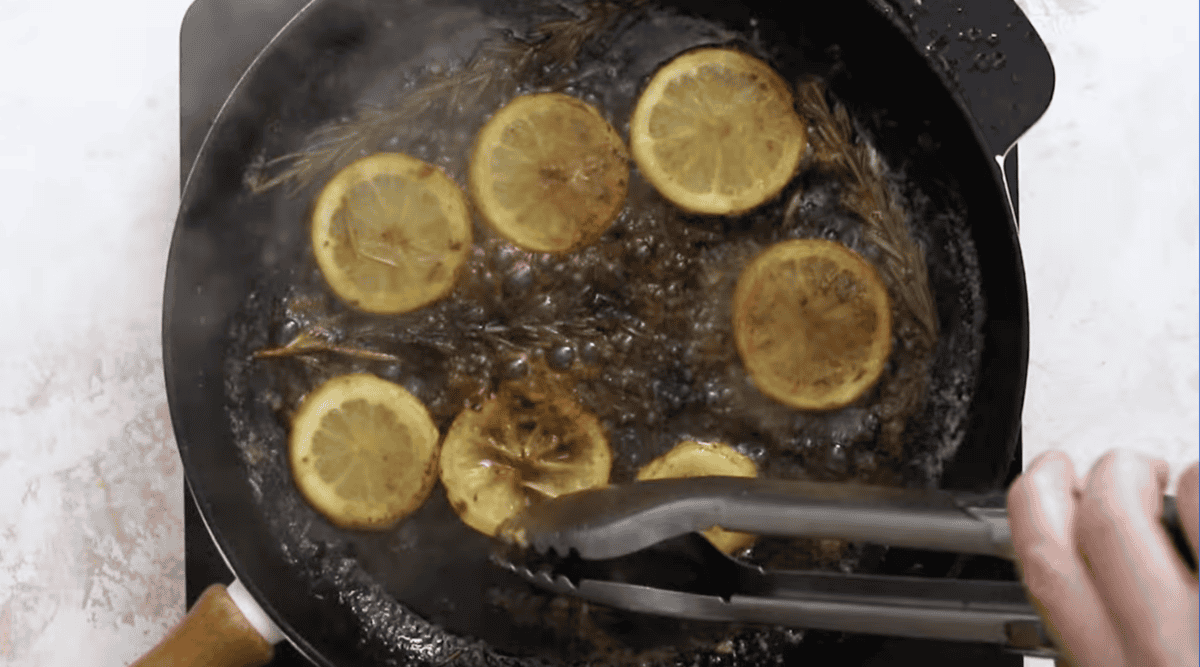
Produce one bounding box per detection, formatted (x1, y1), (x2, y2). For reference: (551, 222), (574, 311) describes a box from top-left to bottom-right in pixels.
(492, 477), (1193, 660)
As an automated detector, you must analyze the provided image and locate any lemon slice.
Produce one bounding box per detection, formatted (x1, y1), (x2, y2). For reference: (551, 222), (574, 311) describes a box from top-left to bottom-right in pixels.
(440, 384), (612, 536)
(470, 93), (630, 253)
(733, 239), (893, 411)
(311, 152), (472, 314)
(629, 48), (807, 215)
(637, 440), (759, 554)
(289, 373), (441, 530)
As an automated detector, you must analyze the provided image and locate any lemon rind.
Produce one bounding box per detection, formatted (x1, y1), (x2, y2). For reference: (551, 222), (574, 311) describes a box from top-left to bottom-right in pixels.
(629, 48), (806, 216)
(440, 398), (613, 537)
(732, 239), (893, 411)
(311, 152), (472, 314)
(289, 373), (441, 530)
(469, 93), (629, 253)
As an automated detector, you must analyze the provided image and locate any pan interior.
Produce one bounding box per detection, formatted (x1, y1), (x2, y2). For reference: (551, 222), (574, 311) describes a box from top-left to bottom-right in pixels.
(201, 0), (1000, 664)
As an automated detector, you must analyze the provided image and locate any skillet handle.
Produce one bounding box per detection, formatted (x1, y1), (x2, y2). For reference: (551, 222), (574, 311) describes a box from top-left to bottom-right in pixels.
(872, 0), (1056, 157)
(130, 582), (276, 667)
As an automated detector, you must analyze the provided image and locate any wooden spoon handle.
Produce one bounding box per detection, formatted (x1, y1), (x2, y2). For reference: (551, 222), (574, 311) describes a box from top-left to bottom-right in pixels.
(131, 583), (275, 667)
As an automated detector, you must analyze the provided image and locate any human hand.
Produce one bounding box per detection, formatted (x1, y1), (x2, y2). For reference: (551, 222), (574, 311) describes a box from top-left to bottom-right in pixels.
(1007, 450), (1199, 667)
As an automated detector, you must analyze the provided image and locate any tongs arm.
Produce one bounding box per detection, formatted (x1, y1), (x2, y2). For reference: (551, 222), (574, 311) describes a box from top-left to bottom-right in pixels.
(497, 476), (1191, 661)
(506, 476), (1191, 566)
(498, 531), (1057, 658)
(505, 476), (1018, 560)
(559, 577), (1054, 657)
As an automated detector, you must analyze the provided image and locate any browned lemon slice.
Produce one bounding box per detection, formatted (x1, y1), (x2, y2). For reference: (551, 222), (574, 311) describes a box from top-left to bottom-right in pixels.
(311, 152), (472, 314)
(289, 373), (441, 530)
(636, 440), (759, 554)
(733, 239), (892, 411)
(470, 93), (629, 253)
(440, 387), (612, 536)
(630, 48), (807, 215)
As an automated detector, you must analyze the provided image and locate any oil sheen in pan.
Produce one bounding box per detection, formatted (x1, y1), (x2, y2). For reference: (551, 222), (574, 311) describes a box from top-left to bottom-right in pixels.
(221, 2), (985, 665)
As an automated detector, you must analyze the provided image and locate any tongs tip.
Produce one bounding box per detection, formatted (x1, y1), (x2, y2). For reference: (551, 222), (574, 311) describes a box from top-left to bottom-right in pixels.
(490, 542), (579, 595)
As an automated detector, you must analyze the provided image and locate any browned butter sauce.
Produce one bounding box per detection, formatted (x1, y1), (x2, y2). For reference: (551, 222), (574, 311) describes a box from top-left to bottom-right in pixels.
(221, 0), (986, 663)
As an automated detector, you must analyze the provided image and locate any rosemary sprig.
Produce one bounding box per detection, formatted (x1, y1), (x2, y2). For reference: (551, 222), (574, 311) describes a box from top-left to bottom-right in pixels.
(254, 328), (402, 363)
(796, 81), (938, 345)
(796, 80), (939, 455)
(246, 1), (633, 196)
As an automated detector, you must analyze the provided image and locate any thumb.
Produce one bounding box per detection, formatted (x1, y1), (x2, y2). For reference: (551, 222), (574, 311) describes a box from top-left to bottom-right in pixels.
(1177, 463), (1199, 564)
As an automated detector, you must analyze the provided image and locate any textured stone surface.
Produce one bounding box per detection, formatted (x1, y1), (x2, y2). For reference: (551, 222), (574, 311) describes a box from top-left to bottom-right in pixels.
(0, 0), (192, 663)
(1019, 0), (1199, 490)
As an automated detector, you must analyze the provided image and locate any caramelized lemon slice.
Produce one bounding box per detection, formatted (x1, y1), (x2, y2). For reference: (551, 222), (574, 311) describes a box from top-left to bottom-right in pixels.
(630, 48), (807, 215)
(440, 381), (612, 537)
(470, 93), (629, 253)
(733, 239), (893, 411)
(637, 440), (759, 554)
(311, 152), (472, 314)
(289, 373), (441, 530)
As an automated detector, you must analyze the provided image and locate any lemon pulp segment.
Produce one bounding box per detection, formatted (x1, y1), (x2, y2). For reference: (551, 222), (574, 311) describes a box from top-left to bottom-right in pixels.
(440, 387), (612, 537)
(289, 373), (441, 530)
(470, 93), (629, 253)
(630, 48), (807, 215)
(733, 239), (893, 411)
(311, 152), (472, 314)
(637, 439), (759, 553)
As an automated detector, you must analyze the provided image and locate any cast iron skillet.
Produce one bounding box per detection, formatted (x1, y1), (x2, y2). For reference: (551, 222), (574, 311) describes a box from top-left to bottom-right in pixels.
(156, 0), (1054, 665)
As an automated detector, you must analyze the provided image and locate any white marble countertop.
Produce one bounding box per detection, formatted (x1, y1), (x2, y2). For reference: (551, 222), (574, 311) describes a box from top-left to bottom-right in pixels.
(0, 0), (1194, 664)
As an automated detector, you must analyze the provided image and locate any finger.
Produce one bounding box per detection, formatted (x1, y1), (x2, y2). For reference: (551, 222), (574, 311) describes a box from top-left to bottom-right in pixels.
(1076, 450), (1199, 667)
(1177, 463), (1199, 562)
(1008, 451), (1125, 667)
